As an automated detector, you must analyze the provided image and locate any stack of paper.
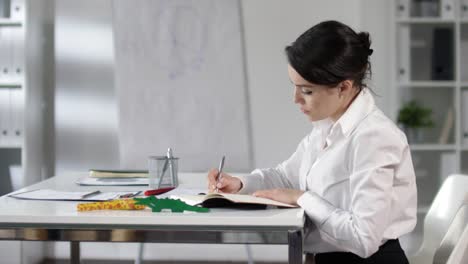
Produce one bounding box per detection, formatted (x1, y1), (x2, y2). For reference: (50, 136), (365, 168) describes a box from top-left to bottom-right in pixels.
(89, 169), (148, 178)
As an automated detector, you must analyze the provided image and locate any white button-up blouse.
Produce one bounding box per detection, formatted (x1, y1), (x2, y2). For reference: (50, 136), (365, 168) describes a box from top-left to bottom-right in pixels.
(236, 89), (417, 258)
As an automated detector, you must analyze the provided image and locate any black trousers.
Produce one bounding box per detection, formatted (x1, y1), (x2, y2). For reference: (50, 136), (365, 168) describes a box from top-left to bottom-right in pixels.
(308, 239), (409, 264)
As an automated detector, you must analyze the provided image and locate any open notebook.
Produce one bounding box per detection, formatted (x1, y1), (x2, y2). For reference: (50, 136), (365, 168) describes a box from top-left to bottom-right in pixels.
(172, 193), (297, 209)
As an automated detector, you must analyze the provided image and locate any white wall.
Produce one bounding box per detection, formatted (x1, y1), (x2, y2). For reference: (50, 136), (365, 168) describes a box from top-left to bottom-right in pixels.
(360, 0), (395, 119)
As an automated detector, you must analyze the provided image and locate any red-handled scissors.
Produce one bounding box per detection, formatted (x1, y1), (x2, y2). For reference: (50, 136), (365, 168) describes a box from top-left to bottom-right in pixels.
(144, 187), (176, 196)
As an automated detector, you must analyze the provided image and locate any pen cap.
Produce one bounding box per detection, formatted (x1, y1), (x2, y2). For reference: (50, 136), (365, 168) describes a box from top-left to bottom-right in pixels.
(147, 155), (179, 188)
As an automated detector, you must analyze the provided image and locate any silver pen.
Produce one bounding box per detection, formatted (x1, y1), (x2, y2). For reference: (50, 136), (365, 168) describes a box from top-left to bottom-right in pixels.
(156, 149), (170, 189)
(167, 148), (177, 186)
(215, 155), (225, 193)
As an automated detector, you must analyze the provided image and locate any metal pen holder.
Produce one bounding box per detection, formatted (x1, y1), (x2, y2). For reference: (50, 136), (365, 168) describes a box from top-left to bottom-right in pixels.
(148, 155), (179, 189)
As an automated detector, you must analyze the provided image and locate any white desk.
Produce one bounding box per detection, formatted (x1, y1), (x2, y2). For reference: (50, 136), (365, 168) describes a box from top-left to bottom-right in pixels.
(0, 172), (305, 263)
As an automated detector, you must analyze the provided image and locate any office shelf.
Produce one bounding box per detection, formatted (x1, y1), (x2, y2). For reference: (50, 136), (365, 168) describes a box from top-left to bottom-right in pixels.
(410, 144), (456, 151)
(393, 1), (468, 242)
(398, 81), (456, 88)
(396, 18), (455, 24)
(0, 19), (22, 26)
(0, 82), (22, 88)
(0, 143), (21, 149)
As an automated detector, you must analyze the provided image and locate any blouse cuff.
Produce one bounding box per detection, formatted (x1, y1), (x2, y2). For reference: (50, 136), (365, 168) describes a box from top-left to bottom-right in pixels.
(297, 191), (336, 225)
(233, 174), (263, 194)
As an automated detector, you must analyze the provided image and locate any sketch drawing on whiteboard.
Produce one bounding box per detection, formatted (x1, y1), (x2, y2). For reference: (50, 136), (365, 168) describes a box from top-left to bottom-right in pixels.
(155, 2), (208, 79)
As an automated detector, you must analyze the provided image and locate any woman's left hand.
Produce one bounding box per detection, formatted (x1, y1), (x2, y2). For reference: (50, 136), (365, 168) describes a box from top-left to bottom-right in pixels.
(253, 189), (305, 206)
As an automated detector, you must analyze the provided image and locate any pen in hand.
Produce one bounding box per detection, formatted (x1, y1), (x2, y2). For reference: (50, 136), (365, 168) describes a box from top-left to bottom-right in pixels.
(215, 155), (225, 193)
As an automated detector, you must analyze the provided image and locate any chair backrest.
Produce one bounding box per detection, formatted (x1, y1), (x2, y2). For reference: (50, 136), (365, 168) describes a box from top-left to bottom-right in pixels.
(433, 203), (468, 264)
(446, 223), (468, 264)
(411, 174), (468, 264)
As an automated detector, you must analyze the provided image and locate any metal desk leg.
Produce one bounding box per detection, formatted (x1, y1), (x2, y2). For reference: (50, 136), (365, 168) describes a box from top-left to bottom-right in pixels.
(135, 242), (144, 264)
(71, 241), (80, 264)
(288, 230), (303, 264)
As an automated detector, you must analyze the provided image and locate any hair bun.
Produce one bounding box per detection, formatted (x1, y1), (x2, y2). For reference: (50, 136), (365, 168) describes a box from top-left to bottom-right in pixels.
(357, 32), (371, 48)
(357, 31), (372, 57)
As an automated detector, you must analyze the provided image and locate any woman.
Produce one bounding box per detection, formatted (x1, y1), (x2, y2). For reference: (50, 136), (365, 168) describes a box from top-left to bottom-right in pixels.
(207, 20), (416, 264)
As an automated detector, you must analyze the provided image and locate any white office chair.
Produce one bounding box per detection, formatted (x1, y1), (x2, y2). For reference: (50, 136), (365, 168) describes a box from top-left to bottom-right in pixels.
(409, 174), (468, 264)
(446, 223), (468, 264)
(433, 201), (468, 264)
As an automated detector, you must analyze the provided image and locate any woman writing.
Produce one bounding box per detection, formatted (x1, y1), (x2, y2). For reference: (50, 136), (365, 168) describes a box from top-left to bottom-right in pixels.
(207, 20), (416, 264)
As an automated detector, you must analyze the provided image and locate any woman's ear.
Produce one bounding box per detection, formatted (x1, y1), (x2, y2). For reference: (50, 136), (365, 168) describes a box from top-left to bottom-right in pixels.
(338, 80), (355, 98)
(340, 80), (354, 92)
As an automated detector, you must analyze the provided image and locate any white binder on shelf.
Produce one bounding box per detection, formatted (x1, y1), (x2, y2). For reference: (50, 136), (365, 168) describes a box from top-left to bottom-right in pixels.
(10, 88), (22, 147)
(9, 0), (24, 21)
(2, 26), (14, 83)
(5, 26), (13, 83)
(0, 26), (10, 81)
(462, 0), (468, 18)
(10, 26), (23, 83)
(462, 90), (468, 146)
(0, 87), (9, 146)
(398, 26), (411, 83)
(397, 0), (410, 18)
(440, 0), (456, 19)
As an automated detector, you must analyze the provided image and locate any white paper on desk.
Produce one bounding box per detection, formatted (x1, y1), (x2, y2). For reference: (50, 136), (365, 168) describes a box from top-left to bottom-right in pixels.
(157, 187), (207, 199)
(8, 189), (140, 201)
(9, 189), (97, 200)
(76, 177), (148, 186)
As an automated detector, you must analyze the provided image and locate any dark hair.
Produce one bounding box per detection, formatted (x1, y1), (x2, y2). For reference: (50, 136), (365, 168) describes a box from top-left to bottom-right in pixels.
(285, 20), (372, 90)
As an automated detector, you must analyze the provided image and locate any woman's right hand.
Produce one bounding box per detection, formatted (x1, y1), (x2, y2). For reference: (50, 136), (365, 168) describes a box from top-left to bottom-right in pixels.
(207, 168), (242, 193)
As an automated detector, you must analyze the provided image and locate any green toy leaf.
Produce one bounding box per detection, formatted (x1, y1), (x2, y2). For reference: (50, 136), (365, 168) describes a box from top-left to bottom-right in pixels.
(134, 197), (209, 213)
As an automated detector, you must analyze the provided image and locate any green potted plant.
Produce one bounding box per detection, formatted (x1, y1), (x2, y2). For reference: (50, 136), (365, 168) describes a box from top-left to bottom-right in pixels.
(397, 100), (434, 143)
